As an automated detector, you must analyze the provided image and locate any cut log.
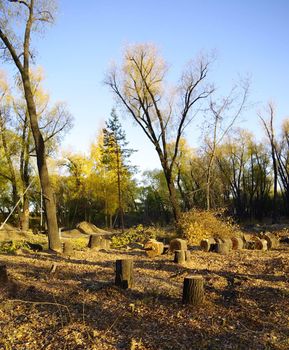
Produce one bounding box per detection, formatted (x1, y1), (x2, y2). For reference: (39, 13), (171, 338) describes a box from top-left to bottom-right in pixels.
(182, 275), (204, 305)
(0, 264), (8, 284)
(231, 237), (244, 250)
(88, 235), (110, 250)
(174, 250), (186, 264)
(222, 238), (233, 250)
(115, 259), (134, 289)
(215, 241), (230, 255)
(254, 238), (268, 251)
(263, 233), (279, 250)
(200, 238), (216, 252)
(169, 238), (187, 252)
(144, 239), (164, 258)
(63, 241), (73, 256)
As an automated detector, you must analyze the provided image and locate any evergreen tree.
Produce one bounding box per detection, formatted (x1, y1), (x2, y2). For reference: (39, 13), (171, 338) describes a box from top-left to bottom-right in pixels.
(102, 109), (135, 231)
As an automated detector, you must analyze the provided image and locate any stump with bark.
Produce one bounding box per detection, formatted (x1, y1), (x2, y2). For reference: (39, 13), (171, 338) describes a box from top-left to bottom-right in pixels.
(182, 275), (204, 305)
(115, 259), (134, 289)
(200, 238), (216, 252)
(254, 238), (268, 251)
(174, 250), (186, 264)
(231, 236), (244, 250)
(63, 241), (73, 256)
(169, 238), (187, 253)
(88, 235), (110, 250)
(263, 233), (279, 250)
(0, 264), (8, 285)
(215, 241), (231, 255)
(144, 239), (164, 258)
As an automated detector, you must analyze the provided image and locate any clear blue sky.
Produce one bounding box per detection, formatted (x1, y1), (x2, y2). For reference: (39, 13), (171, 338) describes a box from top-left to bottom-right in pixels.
(29, 0), (289, 171)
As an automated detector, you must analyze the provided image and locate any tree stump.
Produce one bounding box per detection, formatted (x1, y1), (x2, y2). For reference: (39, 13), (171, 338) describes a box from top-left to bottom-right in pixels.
(0, 264), (8, 285)
(231, 236), (244, 250)
(263, 233), (279, 250)
(169, 238), (187, 252)
(182, 275), (204, 305)
(185, 250), (191, 262)
(174, 250), (186, 264)
(254, 238), (268, 251)
(115, 259), (134, 289)
(144, 239), (164, 258)
(200, 238), (216, 252)
(215, 241), (230, 255)
(88, 235), (110, 250)
(63, 241), (73, 256)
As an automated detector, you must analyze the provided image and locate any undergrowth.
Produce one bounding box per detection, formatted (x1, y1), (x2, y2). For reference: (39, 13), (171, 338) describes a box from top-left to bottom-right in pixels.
(178, 208), (242, 244)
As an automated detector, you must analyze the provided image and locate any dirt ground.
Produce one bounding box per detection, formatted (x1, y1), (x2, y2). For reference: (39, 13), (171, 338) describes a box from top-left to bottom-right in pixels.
(0, 241), (288, 350)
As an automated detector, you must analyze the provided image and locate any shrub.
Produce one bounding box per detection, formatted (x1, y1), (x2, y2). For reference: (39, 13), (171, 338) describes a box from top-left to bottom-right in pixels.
(0, 240), (30, 253)
(111, 224), (165, 248)
(178, 208), (241, 245)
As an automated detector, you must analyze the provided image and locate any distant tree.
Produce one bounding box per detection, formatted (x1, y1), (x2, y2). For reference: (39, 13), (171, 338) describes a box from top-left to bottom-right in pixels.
(0, 0), (62, 251)
(259, 103), (279, 223)
(102, 109), (135, 231)
(105, 43), (214, 221)
(203, 81), (249, 210)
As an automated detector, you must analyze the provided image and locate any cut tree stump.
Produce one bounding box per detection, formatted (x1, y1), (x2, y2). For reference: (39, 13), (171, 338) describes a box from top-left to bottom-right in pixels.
(169, 238), (187, 252)
(200, 238), (216, 252)
(88, 235), (110, 250)
(0, 264), (8, 284)
(63, 241), (73, 256)
(144, 239), (164, 258)
(174, 250), (186, 264)
(185, 250), (191, 262)
(254, 238), (268, 251)
(115, 259), (134, 289)
(182, 275), (204, 305)
(263, 233), (279, 250)
(215, 241), (230, 255)
(231, 237), (244, 250)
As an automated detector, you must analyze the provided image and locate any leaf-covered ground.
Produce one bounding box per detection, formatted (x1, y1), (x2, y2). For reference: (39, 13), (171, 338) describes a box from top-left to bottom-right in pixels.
(0, 241), (288, 349)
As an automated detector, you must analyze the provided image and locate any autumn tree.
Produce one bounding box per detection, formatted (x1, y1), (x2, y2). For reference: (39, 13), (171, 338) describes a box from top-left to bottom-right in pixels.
(0, 0), (62, 250)
(105, 44), (214, 222)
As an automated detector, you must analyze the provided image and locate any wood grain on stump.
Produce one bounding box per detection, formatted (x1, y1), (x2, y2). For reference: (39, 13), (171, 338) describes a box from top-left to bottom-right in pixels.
(169, 238), (187, 252)
(182, 275), (204, 305)
(0, 264), (8, 284)
(115, 259), (134, 289)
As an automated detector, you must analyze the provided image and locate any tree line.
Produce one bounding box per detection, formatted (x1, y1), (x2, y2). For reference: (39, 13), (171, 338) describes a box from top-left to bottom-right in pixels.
(0, 0), (288, 252)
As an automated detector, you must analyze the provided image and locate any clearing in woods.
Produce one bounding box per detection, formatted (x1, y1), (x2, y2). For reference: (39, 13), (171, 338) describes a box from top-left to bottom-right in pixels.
(0, 231), (288, 350)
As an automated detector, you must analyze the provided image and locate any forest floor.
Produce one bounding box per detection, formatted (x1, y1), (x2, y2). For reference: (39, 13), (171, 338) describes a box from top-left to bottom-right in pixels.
(0, 231), (288, 350)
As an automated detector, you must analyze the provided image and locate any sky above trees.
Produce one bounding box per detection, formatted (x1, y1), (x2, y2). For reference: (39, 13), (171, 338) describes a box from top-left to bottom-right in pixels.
(5, 0), (288, 171)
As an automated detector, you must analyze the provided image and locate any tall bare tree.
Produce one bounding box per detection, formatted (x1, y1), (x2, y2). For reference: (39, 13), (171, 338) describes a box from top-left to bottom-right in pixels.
(105, 44), (214, 221)
(204, 81), (249, 210)
(0, 0), (61, 251)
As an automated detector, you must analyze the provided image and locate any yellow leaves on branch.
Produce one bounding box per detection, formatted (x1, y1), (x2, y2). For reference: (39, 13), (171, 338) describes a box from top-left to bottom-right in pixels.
(122, 43), (166, 104)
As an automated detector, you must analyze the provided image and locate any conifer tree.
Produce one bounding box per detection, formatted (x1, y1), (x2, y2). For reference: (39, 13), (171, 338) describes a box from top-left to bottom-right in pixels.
(102, 109), (135, 232)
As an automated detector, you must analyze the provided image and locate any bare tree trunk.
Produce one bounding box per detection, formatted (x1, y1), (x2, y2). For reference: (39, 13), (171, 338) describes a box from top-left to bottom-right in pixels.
(22, 75), (61, 251)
